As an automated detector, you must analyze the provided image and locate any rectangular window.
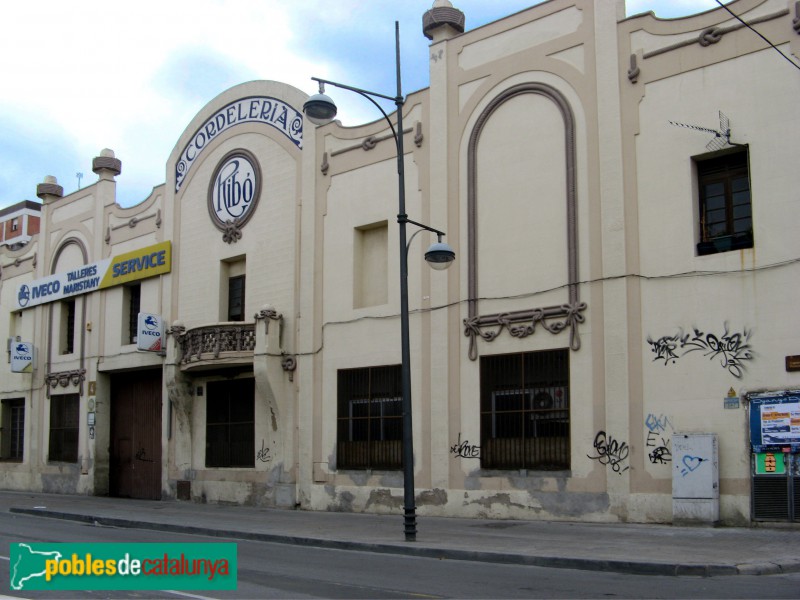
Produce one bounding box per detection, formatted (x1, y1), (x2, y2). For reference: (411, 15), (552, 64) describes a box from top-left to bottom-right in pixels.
(697, 150), (753, 256)
(49, 394), (79, 463)
(480, 349), (570, 470)
(337, 365), (403, 470)
(127, 283), (141, 344)
(228, 275), (246, 322)
(60, 299), (76, 354)
(205, 378), (254, 468)
(1, 398), (25, 461)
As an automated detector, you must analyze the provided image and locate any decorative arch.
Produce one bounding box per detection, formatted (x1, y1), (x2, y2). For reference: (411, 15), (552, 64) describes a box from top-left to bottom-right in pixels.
(50, 237), (89, 274)
(463, 82), (586, 360)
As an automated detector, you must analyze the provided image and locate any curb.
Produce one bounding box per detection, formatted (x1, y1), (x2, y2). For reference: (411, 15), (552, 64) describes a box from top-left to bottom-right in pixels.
(9, 507), (779, 578)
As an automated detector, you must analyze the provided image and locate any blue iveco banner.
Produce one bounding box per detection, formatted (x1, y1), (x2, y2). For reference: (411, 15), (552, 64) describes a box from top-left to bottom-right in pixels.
(749, 390), (800, 453)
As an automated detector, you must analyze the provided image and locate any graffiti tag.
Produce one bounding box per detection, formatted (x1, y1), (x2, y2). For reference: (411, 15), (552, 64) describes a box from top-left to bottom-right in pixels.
(256, 439), (271, 463)
(587, 431), (630, 474)
(647, 325), (753, 378)
(135, 448), (154, 463)
(645, 413), (673, 465)
(450, 433), (481, 459)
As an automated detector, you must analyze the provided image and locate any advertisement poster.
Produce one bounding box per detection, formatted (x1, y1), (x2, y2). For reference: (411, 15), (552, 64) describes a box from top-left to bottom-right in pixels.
(749, 391), (800, 453)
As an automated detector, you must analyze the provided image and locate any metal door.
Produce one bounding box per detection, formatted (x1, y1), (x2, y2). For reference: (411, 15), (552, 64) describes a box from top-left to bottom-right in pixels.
(110, 370), (162, 500)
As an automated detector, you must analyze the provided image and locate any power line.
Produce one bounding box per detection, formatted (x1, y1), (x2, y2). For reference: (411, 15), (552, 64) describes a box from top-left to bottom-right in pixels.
(714, 0), (800, 73)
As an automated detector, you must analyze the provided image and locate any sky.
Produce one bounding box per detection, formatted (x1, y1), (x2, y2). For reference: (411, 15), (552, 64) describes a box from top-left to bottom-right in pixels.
(0, 1), (729, 210)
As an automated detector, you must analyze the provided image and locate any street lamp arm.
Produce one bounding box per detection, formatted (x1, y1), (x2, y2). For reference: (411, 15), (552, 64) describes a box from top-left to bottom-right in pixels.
(401, 217), (446, 240)
(310, 77), (402, 146)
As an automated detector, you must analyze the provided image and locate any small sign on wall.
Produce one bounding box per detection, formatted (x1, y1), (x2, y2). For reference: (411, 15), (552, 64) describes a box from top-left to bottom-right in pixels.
(10, 342), (35, 373)
(137, 313), (164, 352)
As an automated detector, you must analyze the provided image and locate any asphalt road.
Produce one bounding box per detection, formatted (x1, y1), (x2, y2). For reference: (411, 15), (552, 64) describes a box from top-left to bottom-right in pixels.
(1, 512), (799, 599)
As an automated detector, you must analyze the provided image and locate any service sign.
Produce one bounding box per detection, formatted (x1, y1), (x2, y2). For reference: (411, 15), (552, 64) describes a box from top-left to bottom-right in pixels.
(137, 313), (164, 352)
(15, 242), (171, 310)
(11, 342), (35, 373)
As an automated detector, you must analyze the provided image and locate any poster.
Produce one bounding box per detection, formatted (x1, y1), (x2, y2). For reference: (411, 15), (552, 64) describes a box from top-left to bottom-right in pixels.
(749, 391), (800, 453)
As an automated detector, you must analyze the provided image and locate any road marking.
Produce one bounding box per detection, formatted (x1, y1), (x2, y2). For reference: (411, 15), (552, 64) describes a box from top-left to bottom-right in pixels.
(163, 591), (219, 600)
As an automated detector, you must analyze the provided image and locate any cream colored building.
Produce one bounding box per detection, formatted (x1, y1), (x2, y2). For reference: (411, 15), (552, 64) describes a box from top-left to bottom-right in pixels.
(1, 0), (799, 525)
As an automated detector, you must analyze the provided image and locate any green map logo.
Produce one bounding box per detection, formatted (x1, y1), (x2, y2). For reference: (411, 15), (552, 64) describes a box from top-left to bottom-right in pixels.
(10, 542), (237, 591)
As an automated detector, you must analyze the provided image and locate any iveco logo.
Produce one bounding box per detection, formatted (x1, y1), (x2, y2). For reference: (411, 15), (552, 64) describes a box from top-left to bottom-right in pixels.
(208, 150), (261, 229)
(18, 285), (30, 308)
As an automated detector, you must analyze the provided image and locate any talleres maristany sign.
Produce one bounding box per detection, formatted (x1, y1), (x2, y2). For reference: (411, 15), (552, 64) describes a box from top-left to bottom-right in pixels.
(14, 242), (171, 311)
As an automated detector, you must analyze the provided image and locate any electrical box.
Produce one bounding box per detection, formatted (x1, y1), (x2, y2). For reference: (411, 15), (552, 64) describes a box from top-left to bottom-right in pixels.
(672, 433), (719, 525)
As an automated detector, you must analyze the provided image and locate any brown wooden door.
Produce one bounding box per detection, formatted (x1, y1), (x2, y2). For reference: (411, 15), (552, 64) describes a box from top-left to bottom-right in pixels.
(110, 370), (162, 500)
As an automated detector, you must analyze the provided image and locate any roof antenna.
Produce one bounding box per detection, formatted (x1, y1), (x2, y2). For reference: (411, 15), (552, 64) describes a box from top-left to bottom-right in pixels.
(669, 111), (744, 151)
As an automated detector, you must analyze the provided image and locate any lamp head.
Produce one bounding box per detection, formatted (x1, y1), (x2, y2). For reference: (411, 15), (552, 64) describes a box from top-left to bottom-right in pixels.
(425, 240), (455, 270)
(304, 82), (338, 126)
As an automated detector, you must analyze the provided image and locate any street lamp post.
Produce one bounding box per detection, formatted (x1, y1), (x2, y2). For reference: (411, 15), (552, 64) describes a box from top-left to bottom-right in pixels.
(304, 21), (454, 542)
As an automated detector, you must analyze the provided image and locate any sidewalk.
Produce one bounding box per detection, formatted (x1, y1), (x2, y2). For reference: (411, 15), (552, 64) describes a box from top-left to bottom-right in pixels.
(1, 490), (799, 577)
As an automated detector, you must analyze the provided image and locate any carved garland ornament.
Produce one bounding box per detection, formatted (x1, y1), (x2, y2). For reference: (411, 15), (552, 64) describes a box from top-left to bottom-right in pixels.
(464, 82), (586, 361)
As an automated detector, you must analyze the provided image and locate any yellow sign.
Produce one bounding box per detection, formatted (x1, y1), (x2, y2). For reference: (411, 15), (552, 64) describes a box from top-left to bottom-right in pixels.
(99, 241), (172, 288)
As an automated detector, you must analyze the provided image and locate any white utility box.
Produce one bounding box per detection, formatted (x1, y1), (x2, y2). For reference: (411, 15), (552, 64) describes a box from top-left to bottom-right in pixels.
(672, 433), (719, 525)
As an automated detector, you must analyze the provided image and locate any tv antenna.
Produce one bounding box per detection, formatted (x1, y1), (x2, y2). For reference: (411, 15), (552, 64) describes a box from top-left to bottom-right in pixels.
(669, 111), (743, 151)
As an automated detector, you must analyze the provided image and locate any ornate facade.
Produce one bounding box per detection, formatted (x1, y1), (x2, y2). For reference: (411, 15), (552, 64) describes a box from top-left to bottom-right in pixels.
(1, 0), (799, 525)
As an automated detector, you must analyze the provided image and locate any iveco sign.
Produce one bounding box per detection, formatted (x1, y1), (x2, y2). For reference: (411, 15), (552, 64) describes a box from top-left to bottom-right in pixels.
(14, 241), (172, 310)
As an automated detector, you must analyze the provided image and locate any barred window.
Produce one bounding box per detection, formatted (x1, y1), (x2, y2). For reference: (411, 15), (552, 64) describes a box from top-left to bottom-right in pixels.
(127, 283), (141, 344)
(337, 365), (402, 470)
(480, 349), (570, 470)
(49, 394), (79, 463)
(1, 398), (25, 461)
(205, 378), (254, 468)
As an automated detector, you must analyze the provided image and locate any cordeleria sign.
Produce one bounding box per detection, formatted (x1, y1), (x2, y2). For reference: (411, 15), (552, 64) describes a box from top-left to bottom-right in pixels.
(15, 241), (171, 310)
(175, 96), (303, 193)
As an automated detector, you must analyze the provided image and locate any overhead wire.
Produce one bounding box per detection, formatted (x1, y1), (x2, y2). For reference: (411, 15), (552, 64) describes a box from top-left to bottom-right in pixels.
(714, 0), (800, 73)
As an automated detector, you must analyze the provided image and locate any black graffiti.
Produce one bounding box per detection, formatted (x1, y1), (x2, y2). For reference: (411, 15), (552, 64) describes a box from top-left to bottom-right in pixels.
(135, 448), (154, 463)
(647, 433), (672, 464)
(647, 325), (753, 378)
(450, 433), (480, 459)
(256, 439), (271, 463)
(587, 431), (630, 474)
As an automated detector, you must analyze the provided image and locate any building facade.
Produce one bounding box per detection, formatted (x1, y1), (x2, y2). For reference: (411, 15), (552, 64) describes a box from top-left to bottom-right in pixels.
(0, 201), (41, 250)
(1, 0), (798, 525)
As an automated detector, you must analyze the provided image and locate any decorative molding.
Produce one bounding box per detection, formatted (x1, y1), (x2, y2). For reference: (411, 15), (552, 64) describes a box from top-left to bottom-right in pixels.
(465, 82), (583, 360)
(320, 152), (329, 175)
(1, 254), (36, 270)
(167, 324), (186, 337)
(254, 306), (282, 334)
(414, 122), (424, 147)
(281, 354), (297, 381)
(45, 369), (86, 397)
(105, 209), (162, 244)
(627, 53), (640, 83)
(221, 220), (244, 244)
(642, 9), (789, 59)
(464, 303), (587, 361)
(794, 1), (800, 33)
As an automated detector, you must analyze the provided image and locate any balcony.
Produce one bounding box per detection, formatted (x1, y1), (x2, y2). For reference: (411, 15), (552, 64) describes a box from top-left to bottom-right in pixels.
(176, 323), (256, 372)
